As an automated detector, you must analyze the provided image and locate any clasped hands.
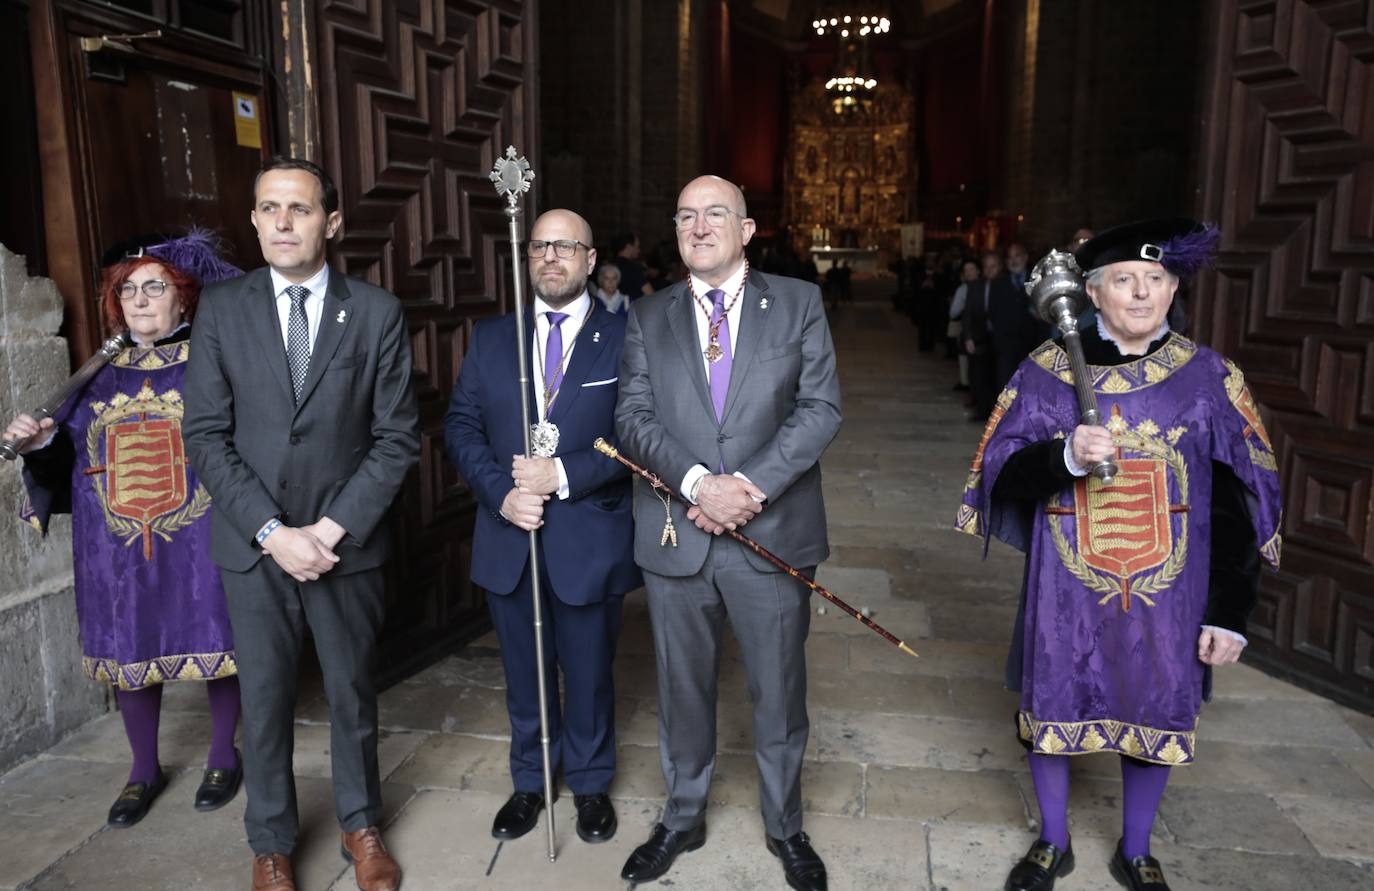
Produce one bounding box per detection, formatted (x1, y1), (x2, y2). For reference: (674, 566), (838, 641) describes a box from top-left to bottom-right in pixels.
(688, 474), (767, 535)
(262, 517), (345, 582)
(502, 455), (558, 531)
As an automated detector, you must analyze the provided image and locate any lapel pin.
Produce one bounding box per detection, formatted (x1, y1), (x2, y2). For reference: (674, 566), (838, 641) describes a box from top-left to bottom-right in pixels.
(336, 309), (347, 323)
(760, 298), (769, 310)
(593, 331), (601, 343)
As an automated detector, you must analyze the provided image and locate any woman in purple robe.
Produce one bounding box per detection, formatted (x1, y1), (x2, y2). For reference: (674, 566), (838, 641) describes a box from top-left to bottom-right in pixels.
(956, 219), (1282, 891)
(5, 232), (245, 828)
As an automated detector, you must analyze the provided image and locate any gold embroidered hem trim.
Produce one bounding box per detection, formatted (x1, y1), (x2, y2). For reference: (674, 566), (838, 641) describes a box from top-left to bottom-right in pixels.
(1030, 333), (1197, 394)
(1018, 711), (1197, 765)
(83, 651), (238, 691)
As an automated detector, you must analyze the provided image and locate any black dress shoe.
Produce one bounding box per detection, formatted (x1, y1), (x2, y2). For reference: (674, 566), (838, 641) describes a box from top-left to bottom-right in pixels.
(1109, 840), (1171, 890)
(620, 822), (706, 882)
(573, 793), (617, 843)
(194, 748), (243, 811)
(1004, 838), (1074, 891)
(766, 831), (828, 891)
(107, 771), (169, 828)
(491, 791), (548, 840)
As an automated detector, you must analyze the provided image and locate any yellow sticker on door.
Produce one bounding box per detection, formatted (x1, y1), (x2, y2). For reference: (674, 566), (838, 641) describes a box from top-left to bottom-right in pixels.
(232, 92), (261, 149)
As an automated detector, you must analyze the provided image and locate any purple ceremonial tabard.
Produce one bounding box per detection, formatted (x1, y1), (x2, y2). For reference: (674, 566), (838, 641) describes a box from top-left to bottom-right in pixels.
(19, 341), (235, 690)
(956, 334), (1281, 765)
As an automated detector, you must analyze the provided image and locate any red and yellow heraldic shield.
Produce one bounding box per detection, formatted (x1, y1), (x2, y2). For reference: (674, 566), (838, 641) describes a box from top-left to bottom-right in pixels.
(1074, 458), (1172, 579)
(105, 419), (188, 524)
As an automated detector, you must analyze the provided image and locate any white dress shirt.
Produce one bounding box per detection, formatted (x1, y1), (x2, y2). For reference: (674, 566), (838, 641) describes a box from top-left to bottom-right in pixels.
(268, 264), (330, 352)
(679, 262), (756, 503)
(530, 290), (593, 501)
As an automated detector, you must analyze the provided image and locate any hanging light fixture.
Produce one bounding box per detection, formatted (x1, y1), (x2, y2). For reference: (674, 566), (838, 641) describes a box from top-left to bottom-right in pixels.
(813, 4), (889, 115)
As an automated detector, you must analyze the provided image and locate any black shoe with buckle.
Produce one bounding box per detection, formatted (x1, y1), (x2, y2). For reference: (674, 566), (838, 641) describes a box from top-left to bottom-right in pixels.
(573, 793), (617, 843)
(766, 831), (828, 891)
(1109, 840), (1171, 890)
(620, 822), (706, 883)
(1004, 838), (1074, 891)
(108, 771), (169, 828)
(195, 748), (244, 811)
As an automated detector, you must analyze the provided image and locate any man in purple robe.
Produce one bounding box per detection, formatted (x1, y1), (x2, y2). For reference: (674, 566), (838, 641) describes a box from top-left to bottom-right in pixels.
(956, 219), (1282, 891)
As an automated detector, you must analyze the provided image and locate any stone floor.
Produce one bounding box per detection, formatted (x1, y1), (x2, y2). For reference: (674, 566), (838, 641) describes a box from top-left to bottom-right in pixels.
(4, 299), (1374, 890)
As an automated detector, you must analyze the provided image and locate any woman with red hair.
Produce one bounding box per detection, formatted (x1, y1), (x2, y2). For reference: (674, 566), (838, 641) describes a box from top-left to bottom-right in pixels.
(5, 231), (245, 828)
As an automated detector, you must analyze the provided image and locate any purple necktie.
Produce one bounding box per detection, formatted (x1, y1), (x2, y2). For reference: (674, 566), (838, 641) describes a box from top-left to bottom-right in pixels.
(543, 311), (569, 400)
(707, 289), (732, 422)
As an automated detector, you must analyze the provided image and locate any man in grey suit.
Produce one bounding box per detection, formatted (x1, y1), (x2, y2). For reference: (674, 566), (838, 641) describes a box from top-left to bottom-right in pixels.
(184, 158), (418, 891)
(616, 175), (841, 891)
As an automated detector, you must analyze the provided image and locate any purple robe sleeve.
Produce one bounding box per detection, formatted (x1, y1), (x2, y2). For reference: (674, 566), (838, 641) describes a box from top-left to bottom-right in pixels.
(1208, 358), (1283, 570)
(956, 362), (1065, 554)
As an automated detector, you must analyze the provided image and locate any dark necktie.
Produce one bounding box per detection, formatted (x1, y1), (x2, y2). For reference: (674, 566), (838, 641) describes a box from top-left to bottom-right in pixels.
(543, 311), (569, 405)
(285, 285), (311, 402)
(707, 288), (733, 422)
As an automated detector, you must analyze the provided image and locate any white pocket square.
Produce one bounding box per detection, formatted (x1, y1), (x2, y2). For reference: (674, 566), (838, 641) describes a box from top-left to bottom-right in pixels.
(582, 377), (618, 388)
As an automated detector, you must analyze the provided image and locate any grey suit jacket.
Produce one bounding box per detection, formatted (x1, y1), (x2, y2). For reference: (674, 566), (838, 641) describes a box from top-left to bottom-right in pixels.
(183, 266), (420, 574)
(615, 270), (841, 576)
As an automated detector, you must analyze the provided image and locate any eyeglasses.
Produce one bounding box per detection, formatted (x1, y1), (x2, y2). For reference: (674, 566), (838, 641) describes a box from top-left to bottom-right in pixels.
(672, 207), (740, 230)
(527, 239), (589, 259)
(117, 280), (172, 301)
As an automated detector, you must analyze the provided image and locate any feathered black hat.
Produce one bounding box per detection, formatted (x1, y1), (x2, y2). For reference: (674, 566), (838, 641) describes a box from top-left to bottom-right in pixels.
(1074, 218), (1220, 280)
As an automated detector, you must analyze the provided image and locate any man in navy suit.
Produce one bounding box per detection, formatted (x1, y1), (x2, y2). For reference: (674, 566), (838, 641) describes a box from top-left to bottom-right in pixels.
(444, 208), (640, 845)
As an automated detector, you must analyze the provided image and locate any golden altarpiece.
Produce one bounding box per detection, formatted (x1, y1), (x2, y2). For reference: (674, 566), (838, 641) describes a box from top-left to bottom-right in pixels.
(783, 81), (915, 269)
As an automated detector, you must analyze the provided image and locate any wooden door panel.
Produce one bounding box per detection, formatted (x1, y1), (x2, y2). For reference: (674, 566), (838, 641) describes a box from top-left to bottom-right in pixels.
(1196, 0), (1374, 711)
(313, 0), (539, 679)
(35, 1), (269, 359)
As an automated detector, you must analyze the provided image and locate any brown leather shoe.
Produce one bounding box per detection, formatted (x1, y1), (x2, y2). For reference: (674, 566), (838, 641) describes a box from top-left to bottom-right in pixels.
(252, 853), (296, 891)
(341, 826), (402, 891)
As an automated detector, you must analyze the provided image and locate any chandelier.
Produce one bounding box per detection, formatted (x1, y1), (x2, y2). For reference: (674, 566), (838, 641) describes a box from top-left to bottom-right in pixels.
(812, 13), (891, 38)
(812, 6), (889, 115)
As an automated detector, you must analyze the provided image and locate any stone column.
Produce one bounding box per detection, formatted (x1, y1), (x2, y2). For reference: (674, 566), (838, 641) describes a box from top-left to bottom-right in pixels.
(0, 244), (109, 773)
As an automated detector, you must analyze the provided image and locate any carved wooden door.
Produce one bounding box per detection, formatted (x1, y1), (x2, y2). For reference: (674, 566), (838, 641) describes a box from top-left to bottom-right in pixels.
(312, 0), (539, 681)
(1194, 0), (1374, 710)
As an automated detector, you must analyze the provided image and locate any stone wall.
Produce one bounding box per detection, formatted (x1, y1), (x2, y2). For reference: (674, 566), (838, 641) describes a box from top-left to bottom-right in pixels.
(0, 245), (110, 772)
(538, 0), (704, 258)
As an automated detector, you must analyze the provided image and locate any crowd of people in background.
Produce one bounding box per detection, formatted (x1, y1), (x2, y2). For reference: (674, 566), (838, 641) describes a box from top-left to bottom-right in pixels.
(886, 226), (1207, 424)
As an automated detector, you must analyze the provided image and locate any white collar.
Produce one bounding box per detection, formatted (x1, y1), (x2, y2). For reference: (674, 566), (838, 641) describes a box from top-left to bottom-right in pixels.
(533, 289), (591, 322)
(269, 263), (330, 300)
(1096, 313), (1169, 355)
(689, 261), (747, 303)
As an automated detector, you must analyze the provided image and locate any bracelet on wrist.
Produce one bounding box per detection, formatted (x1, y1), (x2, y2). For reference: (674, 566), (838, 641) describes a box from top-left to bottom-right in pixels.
(255, 517), (283, 545)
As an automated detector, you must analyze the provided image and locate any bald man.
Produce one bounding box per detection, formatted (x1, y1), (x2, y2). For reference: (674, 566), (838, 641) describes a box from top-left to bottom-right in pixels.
(616, 176), (841, 890)
(444, 209), (641, 844)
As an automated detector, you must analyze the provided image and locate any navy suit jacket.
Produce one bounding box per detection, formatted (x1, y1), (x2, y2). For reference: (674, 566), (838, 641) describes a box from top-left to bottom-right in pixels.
(443, 300), (641, 605)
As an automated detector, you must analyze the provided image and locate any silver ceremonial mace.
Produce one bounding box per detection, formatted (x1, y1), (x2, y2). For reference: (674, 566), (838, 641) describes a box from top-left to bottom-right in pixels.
(489, 146), (558, 862)
(1, 333), (130, 461)
(1026, 250), (1118, 485)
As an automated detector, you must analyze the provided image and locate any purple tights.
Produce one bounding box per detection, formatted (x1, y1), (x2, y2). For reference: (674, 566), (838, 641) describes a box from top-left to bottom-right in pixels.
(1027, 752), (1171, 858)
(116, 676), (242, 784)
(1120, 756), (1170, 859)
(1028, 752), (1071, 849)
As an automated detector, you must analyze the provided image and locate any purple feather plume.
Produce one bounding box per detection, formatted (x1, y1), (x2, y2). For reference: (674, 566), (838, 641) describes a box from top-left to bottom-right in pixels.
(1159, 223), (1220, 280)
(146, 227), (244, 286)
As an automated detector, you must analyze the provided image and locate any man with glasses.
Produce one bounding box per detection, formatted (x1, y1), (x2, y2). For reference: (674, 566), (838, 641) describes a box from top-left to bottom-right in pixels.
(444, 209), (640, 846)
(617, 176), (841, 891)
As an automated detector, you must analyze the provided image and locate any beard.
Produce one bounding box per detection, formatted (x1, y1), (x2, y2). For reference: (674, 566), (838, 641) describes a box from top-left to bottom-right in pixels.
(531, 266), (587, 307)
